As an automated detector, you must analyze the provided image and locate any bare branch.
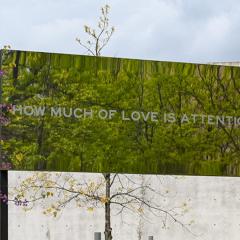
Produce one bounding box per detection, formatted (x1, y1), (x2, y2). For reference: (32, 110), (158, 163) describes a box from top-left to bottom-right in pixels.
(76, 4), (114, 56)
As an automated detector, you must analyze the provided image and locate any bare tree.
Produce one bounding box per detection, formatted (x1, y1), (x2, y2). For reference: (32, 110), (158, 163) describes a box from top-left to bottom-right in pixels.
(11, 172), (193, 240)
(75, 5), (115, 239)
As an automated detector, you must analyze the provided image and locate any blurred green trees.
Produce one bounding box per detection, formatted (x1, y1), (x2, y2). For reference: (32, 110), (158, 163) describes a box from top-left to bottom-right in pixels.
(1, 50), (240, 176)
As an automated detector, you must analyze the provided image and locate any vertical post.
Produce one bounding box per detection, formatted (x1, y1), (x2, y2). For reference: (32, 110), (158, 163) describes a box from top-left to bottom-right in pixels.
(0, 171), (8, 240)
(148, 236), (153, 240)
(94, 232), (101, 240)
(0, 49), (8, 240)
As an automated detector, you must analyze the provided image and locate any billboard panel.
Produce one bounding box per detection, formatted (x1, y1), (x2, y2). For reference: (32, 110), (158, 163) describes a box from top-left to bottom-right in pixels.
(1, 50), (240, 176)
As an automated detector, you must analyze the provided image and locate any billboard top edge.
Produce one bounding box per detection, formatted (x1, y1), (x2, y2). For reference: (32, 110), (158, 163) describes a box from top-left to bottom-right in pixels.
(1, 48), (239, 69)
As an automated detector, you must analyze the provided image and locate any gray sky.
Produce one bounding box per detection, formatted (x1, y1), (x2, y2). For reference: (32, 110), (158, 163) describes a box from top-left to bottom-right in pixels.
(0, 0), (240, 63)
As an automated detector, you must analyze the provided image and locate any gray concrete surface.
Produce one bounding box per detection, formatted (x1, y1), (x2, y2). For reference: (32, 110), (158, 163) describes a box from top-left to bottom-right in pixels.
(8, 172), (240, 240)
(210, 62), (240, 66)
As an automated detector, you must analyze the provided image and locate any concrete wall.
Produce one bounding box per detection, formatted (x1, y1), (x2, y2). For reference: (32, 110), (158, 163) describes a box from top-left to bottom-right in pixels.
(7, 172), (240, 240)
(210, 62), (240, 66)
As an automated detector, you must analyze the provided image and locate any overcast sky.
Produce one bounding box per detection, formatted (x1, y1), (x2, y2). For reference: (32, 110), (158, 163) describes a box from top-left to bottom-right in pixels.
(0, 0), (240, 63)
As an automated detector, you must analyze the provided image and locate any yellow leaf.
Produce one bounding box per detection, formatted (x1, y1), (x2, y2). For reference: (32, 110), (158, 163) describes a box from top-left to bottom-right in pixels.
(138, 208), (144, 213)
(100, 197), (109, 204)
(87, 207), (94, 212)
(46, 192), (53, 197)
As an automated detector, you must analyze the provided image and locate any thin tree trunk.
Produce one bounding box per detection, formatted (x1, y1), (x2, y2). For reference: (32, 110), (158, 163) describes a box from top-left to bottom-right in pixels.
(104, 173), (112, 240)
(13, 51), (20, 87)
